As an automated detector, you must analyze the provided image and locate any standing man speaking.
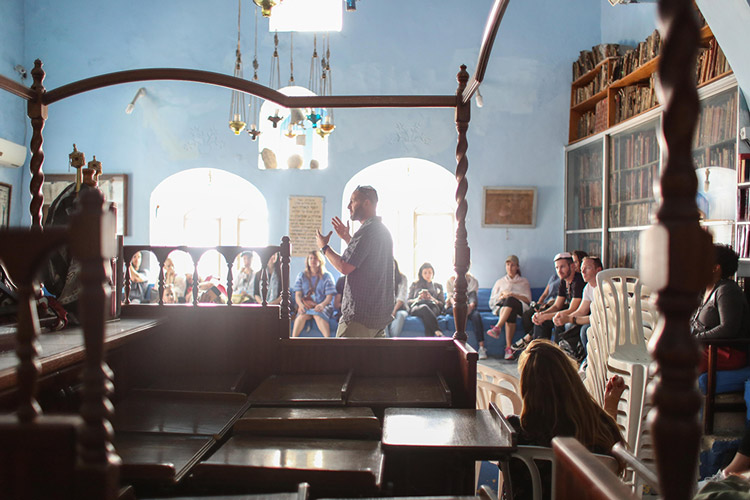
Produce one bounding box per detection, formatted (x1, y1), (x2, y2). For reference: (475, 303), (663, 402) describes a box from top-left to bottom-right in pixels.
(316, 185), (394, 337)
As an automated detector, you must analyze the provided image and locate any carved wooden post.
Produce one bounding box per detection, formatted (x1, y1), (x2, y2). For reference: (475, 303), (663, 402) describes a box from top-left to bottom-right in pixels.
(280, 237), (291, 324)
(14, 274), (43, 422)
(641, 1), (713, 498)
(71, 189), (120, 498)
(28, 60), (48, 229)
(452, 65), (471, 342)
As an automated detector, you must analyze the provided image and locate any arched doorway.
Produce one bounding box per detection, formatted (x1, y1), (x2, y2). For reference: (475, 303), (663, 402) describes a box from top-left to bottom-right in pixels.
(343, 158), (456, 283)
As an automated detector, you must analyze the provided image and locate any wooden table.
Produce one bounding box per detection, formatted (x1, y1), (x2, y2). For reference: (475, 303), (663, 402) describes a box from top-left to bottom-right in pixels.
(0, 318), (161, 391)
(193, 435), (384, 497)
(248, 373), (352, 406)
(235, 407), (381, 439)
(347, 374), (452, 408)
(381, 404), (516, 495)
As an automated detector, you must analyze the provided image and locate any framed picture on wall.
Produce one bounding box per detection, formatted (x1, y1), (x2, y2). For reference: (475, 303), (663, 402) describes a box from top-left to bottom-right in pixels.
(482, 186), (537, 228)
(0, 182), (10, 228)
(42, 174), (128, 235)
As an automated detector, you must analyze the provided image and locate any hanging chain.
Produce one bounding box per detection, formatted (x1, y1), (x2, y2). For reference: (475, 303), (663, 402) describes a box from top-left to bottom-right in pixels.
(289, 32), (295, 86)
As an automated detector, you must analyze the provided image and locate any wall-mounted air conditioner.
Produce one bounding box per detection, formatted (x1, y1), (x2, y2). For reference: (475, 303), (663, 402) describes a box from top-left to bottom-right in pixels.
(0, 137), (27, 168)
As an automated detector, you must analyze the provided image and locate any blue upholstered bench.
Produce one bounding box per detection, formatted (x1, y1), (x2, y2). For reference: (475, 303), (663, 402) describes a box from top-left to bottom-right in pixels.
(298, 286), (545, 356)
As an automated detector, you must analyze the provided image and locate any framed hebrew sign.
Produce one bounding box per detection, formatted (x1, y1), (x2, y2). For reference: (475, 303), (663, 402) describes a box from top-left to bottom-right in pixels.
(482, 186), (537, 228)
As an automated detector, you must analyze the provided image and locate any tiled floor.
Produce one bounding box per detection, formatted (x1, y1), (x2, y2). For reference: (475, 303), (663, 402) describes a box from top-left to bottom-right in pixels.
(479, 355), (520, 379)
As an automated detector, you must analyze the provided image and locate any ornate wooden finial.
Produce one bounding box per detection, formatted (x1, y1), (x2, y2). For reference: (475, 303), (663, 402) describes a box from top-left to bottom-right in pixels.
(28, 60), (48, 229)
(452, 64), (472, 343)
(642, 1), (713, 498)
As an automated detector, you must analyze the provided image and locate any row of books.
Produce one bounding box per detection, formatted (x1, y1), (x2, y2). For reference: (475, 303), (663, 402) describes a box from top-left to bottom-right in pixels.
(579, 180), (603, 208)
(739, 154), (750, 183)
(610, 130), (660, 171)
(696, 39), (732, 85)
(736, 224), (750, 259)
(575, 100), (609, 139)
(572, 44), (625, 81)
(609, 201), (654, 229)
(570, 150), (603, 181)
(611, 30), (662, 80)
(610, 165), (657, 203)
(608, 231), (640, 268)
(565, 233), (602, 256)
(693, 144), (736, 170)
(691, 94), (738, 149)
(574, 206), (602, 230)
(612, 75), (659, 124)
(573, 66), (613, 105)
(738, 188), (750, 222)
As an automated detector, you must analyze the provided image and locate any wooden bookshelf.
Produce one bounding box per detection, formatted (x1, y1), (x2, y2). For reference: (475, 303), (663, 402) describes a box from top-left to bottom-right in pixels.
(569, 25), (731, 143)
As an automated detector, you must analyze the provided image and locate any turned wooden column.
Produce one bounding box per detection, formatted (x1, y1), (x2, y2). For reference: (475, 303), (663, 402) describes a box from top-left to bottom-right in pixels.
(28, 59), (48, 229)
(452, 65), (471, 343)
(280, 236), (291, 324)
(641, 1), (713, 498)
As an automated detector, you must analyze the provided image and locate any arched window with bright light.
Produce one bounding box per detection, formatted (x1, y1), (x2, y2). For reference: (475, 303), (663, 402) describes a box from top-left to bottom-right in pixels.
(342, 159), (456, 283)
(150, 168), (269, 279)
(258, 86), (330, 170)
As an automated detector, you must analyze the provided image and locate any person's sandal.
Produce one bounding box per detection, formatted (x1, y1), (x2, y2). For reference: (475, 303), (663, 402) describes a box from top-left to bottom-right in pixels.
(511, 336), (530, 352)
(486, 325), (501, 338)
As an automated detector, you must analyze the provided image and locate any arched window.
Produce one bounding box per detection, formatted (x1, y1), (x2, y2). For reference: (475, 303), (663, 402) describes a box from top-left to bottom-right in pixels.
(342, 159), (456, 283)
(150, 168), (268, 278)
(257, 86), (330, 170)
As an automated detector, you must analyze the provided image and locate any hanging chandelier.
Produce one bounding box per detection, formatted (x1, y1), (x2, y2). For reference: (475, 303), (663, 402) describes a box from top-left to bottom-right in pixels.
(267, 32), (283, 128)
(253, 0), (279, 17)
(247, 7), (262, 140)
(228, 0), (247, 135)
(306, 34), (323, 129)
(318, 33), (335, 138)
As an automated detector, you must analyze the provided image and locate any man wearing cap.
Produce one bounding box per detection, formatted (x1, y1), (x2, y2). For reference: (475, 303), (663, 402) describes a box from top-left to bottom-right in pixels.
(316, 185), (395, 337)
(487, 255), (532, 359)
(512, 252), (585, 351)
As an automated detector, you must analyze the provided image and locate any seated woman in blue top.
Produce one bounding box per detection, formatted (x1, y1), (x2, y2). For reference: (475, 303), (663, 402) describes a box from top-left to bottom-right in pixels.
(407, 262), (445, 337)
(292, 250), (337, 338)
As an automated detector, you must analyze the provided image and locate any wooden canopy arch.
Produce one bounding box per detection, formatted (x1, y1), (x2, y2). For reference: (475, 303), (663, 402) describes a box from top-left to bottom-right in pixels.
(0, 0), (712, 498)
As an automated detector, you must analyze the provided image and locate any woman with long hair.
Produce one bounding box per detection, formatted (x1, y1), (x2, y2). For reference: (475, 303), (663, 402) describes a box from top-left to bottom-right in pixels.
(506, 339), (623, 499)
(407, 262), (445, 337)
(292, 250), (337, 337)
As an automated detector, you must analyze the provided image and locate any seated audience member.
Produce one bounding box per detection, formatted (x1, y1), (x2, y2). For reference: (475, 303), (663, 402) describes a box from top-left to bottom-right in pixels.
(386, 260), (409, 338)
(554, 255), (603, 362)
(254, 252), (282, 305)
(128, 251), (150, 303)
(198, 284), (226, 304)
(487, 255), (532, 360)
(513, 252), (584, 352)
(571, 249), (588, 274)
(505, 339), (624, 500)
(162, 284), (177, 304)
(521, 267), (562, 339)
(233, 251), (256, 304)
(292, 250), (337, 338)
(691, 244), (750, 373)
(407, 262), (445, 337)
(162, 257), (188, 303)
(445, 268), (485, 358)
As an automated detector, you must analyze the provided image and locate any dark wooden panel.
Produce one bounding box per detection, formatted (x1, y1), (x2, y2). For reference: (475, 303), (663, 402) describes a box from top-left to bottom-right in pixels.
(248, 374), (349, 406)
(235, 407), (380, 439)
(115, 432), (214, 484)
(347, 375), (451, 407)
(194, 435), (383, 495)
(381, 406), (515, 460)
(113, 390), (249, 437)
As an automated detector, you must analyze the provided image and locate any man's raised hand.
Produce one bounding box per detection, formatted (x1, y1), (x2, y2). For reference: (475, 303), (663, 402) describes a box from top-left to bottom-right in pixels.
(331, 217), (351, 243)
(316, 228), (333, 249)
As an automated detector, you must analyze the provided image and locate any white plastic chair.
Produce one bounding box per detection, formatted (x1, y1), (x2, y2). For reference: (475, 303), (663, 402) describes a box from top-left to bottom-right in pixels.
(499, 445), (620, 500)
(595, 268), (658, 494)
(584, 291), (609, 406)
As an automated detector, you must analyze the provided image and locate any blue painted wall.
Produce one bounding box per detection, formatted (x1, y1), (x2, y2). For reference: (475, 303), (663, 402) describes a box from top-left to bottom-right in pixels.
(0, 0), (26, 225)
(12, 0), (725, 288)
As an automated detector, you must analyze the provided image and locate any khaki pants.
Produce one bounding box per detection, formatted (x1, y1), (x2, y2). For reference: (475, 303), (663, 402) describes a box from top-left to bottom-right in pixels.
(336, 320), (385, 338)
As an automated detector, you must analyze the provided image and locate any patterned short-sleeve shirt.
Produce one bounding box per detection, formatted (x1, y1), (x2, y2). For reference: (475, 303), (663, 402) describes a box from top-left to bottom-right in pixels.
(340, 216), (395, 329)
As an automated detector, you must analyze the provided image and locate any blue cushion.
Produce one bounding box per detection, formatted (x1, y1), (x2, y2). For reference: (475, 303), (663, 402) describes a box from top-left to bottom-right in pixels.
(698, 367), (750, 394)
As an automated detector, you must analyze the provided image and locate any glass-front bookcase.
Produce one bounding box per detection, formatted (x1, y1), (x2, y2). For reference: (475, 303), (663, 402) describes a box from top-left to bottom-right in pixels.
(565, 139), (604, 257)
(565, 76), (747, 270)
(607, 117), (661, 268)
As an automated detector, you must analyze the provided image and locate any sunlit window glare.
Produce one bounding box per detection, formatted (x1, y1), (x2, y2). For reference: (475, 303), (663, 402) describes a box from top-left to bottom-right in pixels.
(269, 0), (343, 32)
